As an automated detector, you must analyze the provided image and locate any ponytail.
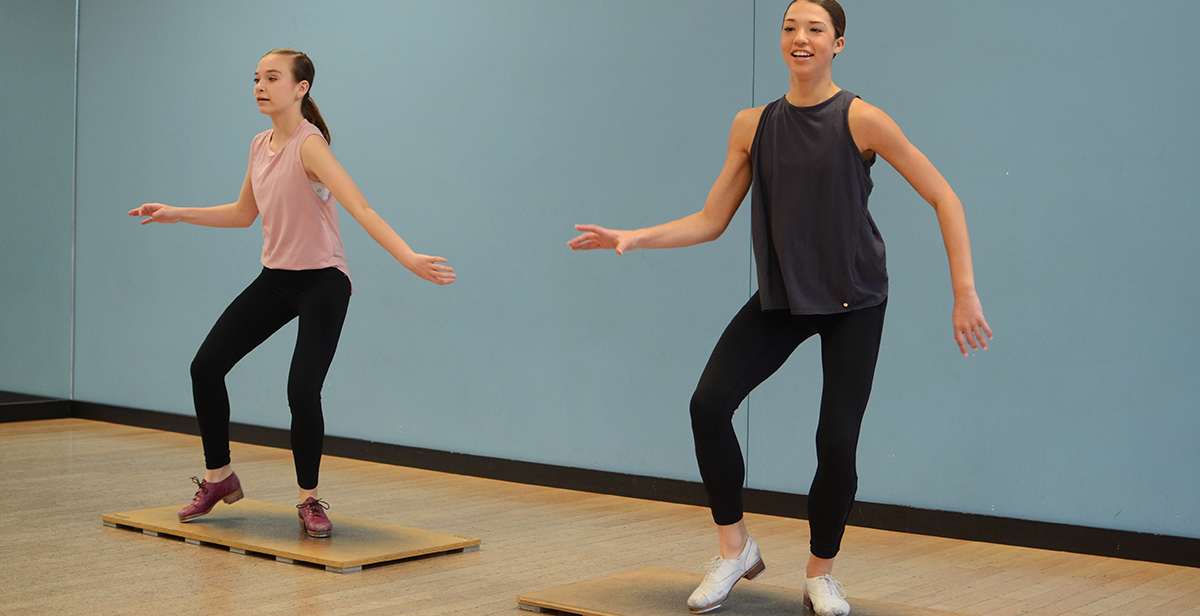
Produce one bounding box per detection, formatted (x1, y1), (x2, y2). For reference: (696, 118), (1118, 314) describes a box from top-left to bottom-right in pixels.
(301, 94), (331, 145)
(264, 48), (332, 145)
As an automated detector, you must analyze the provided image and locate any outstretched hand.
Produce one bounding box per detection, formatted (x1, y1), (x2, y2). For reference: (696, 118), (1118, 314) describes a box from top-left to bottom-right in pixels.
(128, 203), (180, 225)
(568, 224), (636, 255)
(953, 292), (993, 357)
(407, 254), (456, 285)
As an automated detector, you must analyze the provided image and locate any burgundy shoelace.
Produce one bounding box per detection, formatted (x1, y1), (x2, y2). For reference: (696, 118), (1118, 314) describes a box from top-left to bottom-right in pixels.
(189, 476), (209, 502)
(297, 498), (330, 517)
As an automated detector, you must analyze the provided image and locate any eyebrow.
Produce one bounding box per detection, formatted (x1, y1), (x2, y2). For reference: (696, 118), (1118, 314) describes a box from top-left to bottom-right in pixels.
(783, 18), (829, 26)
(253, 69), (283, 77)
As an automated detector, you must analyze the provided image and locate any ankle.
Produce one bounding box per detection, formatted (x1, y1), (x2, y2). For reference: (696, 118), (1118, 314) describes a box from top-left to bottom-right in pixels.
(204, 466), (233, 483)
(806, 553), (835, 578)
(717, 521), (749, 559)
(298, 488), (319, 503)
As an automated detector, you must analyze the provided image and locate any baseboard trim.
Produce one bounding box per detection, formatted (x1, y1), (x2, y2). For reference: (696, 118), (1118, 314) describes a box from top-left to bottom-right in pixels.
(0, 391), (72, 423)
(17, 396), (1200, 569)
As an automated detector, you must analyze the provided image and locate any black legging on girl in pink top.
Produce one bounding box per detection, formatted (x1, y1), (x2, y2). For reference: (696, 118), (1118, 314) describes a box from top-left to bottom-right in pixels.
(190, 266), (350, 490)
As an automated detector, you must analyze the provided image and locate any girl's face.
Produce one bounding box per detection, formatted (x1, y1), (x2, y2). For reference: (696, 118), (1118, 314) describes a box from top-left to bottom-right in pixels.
(780, 1), (844, 76)
(253, 53), (308, 116)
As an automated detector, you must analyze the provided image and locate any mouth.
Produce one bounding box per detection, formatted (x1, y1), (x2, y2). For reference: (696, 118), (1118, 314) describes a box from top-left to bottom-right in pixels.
(791, 50), (814, 59)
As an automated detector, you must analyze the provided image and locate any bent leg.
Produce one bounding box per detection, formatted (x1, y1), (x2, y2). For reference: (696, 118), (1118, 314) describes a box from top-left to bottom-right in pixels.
(691, 293), (810, 525)
(808, 301), (886, 559)
(190, 273), (293, 470)
(286, 270), (351, 491)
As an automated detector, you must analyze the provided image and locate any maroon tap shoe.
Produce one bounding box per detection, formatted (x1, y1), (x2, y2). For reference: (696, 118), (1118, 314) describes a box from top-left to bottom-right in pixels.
(178, 472), (244, 521)
(297, 497), (332, 538)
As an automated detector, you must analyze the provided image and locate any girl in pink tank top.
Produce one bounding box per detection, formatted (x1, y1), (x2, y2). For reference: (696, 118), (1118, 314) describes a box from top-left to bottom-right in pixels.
(130, 49), (455, 538)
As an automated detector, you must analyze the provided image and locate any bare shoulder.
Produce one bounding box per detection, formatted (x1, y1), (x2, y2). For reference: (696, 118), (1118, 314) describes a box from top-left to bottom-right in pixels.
(848, 98), (907, 155)
(299, 133), (339, 169)
(733, 106), (767, 132)
(848, 97), (894, 130)
(300, 132), (332, 156)
(729, 106), (767, 153)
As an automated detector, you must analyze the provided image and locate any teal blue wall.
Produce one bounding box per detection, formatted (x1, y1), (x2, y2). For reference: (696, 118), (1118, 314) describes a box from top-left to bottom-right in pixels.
(0, 0), (76, 398)
(745, 1), (1200, 538)
(9, 0), (1200, 540)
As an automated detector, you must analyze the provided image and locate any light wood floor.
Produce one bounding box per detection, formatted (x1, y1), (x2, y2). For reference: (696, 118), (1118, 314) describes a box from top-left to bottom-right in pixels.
(2, 418), (1196, 616)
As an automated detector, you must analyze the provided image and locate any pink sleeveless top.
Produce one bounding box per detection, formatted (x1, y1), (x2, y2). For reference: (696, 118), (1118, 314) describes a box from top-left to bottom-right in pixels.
(250, 120), (350, 282)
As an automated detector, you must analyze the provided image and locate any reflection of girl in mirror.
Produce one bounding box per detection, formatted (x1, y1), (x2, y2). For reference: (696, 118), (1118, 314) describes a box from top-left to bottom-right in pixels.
(570, 2), (991, 613)
(130, 48), (454, 539)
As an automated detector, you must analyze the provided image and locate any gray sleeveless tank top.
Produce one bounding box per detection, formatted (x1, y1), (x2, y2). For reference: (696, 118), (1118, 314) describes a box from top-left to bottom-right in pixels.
(750, 90), (887, 314)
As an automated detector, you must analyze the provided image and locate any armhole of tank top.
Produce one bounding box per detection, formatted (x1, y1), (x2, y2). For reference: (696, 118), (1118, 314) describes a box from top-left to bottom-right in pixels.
(844, 95), (876, 165)
(750, 101), (775, 165)
(296, 131), (332, 200)
(309, 179), (331, 201)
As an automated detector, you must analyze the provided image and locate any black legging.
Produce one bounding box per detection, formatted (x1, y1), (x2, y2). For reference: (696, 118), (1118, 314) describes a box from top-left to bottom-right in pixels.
(690, 292), (886, 559)
(190, 267), (351, 490)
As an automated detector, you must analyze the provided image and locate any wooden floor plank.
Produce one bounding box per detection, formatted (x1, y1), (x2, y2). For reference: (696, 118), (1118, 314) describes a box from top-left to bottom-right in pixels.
(2, 418), (1197, 616)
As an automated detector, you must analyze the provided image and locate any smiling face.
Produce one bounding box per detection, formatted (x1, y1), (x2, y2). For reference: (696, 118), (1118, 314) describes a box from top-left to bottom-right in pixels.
(780, 1), (845, 76)
(253, 53), (308, 116)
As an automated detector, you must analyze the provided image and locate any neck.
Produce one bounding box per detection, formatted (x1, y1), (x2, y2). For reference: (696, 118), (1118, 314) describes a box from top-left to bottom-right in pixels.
(786, 71), (839, 107)
(270, 108), (305, 144)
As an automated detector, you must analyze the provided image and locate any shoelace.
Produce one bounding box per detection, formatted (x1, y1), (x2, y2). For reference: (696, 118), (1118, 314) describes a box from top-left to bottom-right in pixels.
(698, 555), (724, 575)
(297, 498), (330, 516)
(189, 476), (209, 502)
(812, 574), (846, 599)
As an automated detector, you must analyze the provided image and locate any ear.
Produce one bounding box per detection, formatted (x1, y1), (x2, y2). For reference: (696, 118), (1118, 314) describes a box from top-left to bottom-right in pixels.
(297, 80), (310, 99)
(833, 36), (845, 55)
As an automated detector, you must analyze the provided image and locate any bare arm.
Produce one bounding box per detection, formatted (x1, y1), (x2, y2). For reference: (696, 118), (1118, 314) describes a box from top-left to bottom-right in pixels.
(568, 107), (762, 254)
(128, 161), (260, 228)
(300, 135), (454, 285)
(849, 98), (992, 356)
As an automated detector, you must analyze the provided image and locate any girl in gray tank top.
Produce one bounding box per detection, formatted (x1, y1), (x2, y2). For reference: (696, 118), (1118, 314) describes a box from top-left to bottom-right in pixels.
(570, 2), (992, 614)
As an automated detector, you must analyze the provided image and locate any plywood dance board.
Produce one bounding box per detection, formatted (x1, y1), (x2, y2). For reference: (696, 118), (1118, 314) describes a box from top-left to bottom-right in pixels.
(102, 499), (480, 573)
(517, 567), (968, 616)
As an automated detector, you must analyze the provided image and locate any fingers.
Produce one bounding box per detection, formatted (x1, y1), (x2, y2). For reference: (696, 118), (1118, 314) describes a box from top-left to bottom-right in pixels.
(569, 224), (623, 252)
(975, 326), (990, 351)
(428, 271), (455, 285)
(131, 203), (163, 223)
(568, 234), (602, 251)
(954, 322), (993, 356)
(418, 256), (455, 285)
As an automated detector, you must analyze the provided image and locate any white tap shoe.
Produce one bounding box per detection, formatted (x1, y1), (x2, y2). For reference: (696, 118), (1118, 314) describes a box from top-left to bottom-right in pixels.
(804, 573), (851, 616)
(686, 536), (766, 614)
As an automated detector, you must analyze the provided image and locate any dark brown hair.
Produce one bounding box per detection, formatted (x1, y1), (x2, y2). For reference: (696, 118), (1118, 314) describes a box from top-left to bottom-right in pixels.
(785, 0), (846, 40)
(263, 48), (332, 145)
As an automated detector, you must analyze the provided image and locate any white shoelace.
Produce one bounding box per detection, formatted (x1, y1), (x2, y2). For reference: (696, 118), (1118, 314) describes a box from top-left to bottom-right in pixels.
(699, 555), (724, 575)
(811, 574), (847, 599)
